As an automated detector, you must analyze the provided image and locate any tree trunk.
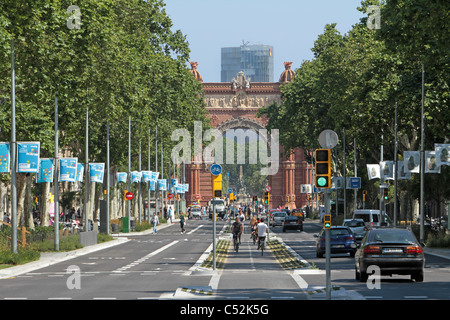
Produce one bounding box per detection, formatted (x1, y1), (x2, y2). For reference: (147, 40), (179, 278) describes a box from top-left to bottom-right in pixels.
(16, 173), (27, 226)
(24, 174), (34, 229)
(40, 182), (50, 226)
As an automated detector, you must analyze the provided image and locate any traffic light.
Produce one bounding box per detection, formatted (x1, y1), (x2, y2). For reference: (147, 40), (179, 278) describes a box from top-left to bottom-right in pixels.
(314, 149), (331, 188)
(383, 189), (388, 201)
(264, 192), (270, 204)
(252, 195), (258, 203)
(212, 174), (222, 198)
(324, 214), (332, 229)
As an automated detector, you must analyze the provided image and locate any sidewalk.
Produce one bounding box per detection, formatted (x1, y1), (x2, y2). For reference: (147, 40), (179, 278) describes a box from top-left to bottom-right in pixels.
(423, 247), (450, 260)
(0, 220), (176, 280)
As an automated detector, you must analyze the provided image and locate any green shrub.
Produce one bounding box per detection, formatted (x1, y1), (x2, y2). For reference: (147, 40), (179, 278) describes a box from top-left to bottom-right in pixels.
(0, 245), (40, 265)
(426, 233), (450, 248)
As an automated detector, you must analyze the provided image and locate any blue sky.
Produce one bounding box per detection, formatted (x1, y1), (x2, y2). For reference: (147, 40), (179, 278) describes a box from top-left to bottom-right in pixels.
(163, 0), (366, 82)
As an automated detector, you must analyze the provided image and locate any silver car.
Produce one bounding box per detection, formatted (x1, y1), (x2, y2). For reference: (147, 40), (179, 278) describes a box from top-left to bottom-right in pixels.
(343, 219), (367, 242)
(271, 211), (287, 227)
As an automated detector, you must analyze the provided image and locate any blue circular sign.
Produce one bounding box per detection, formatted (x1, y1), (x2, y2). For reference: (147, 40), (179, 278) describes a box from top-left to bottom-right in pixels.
(228, 188), (233, 193)
(210, 164), (222, 176)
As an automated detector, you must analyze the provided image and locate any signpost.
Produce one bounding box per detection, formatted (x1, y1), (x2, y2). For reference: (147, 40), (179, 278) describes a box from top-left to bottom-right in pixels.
(210, 163), (222, 271)
(318, 130), (338, 300)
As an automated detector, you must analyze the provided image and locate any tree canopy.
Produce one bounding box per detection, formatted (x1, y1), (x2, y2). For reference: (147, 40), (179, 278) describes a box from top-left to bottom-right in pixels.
(258, 0), (449, 211)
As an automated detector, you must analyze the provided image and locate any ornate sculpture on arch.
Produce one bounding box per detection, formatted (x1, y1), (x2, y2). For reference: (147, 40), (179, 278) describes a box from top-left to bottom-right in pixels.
(232, 71), (251, 90)
(189, 61), (203, 82)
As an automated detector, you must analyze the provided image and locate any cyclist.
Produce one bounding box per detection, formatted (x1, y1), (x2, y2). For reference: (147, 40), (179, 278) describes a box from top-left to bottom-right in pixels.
(232, 216), (244, 246)
(249, 216), (258, 243)
(257, 217), (268, 250)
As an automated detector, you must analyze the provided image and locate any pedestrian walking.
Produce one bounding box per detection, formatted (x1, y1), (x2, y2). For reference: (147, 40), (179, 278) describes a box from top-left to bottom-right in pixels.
(180, 213), (186, 233)
(151, 212), (159, 234)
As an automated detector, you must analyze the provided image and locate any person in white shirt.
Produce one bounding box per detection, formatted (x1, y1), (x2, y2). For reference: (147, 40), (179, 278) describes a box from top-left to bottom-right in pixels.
(257, 218), (268, 250)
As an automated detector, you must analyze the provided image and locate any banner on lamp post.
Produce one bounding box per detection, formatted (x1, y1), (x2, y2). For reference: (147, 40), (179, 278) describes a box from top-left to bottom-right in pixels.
(89, 163), (105, 183)
(37, 158), (54, 183)
(59, 158), (77, 182)
(17, 142), (40, 173)
(0, 142), (10, 173)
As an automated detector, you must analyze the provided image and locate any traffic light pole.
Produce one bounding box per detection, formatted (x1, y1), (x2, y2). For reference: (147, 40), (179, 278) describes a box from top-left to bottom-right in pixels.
(324, 191), (331, 300)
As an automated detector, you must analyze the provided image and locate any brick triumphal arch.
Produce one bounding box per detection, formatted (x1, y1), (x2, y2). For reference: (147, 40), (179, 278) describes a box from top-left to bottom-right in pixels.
(185, 62), (311, 210)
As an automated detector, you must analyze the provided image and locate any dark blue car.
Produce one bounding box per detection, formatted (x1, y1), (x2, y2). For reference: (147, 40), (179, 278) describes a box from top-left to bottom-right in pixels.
(315, 226), (357, 258)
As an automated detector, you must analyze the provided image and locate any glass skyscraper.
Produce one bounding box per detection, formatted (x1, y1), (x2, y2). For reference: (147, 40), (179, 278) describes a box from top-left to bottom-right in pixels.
(221, 44), (274, 82)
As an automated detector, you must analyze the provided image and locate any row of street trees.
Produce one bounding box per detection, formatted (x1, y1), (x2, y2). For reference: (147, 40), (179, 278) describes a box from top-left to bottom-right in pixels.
(0, 0), (209, 228)
(258, 0), (449, 219)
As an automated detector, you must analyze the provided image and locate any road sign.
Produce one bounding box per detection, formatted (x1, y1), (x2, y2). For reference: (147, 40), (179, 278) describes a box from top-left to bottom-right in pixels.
(167, 193), (174, 199)
(349, 177), (361, 189)
(318, 130), (338, 149)
(196, 194), (200, 199)
(210, 164), (222, 176)
(228, 188), (233, 193)
(125, 191), (133, 201)
(264, 185), (271, 192)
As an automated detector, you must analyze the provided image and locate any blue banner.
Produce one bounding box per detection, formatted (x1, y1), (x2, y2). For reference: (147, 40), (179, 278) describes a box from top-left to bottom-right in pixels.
(76, 163), (84, 182)
(59, 158), (77, 182)
(131, 171), (142, 183)
(37, 158), (53, 183)
(149, 180), (156, 191)
(142, 171), (152, 182)
(0, 142), (10, 173)
(89, 163), (104, 183)
(117, 172), (127, 183)
(151, 172), (159, 181)
(157, 179), (167, 191)
(17, 142), (40, 173)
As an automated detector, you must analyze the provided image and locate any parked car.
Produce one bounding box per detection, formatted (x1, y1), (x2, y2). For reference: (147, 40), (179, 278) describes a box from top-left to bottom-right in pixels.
(282, 215), (303, 232)
(352, 209), (391, 227)
(315, 226), (357, 258)
(343, 219), (367, 242)
(271, 211), (287, 227)
(355, 228), (425, 282)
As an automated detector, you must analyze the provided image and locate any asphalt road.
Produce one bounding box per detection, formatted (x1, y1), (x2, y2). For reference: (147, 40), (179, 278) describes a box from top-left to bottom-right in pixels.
(0, 217), (448, 302)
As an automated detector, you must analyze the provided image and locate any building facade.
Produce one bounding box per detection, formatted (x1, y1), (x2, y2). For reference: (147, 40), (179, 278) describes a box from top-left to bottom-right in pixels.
(188, 61), (312, 210)
(221, 44), (274, 83)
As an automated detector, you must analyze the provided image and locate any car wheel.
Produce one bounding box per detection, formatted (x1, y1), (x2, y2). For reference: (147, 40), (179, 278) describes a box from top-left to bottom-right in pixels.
(282, 228), (286, 232)
(316, 250), (323, 258)
(359, 270), (368, 282)
(412, 270), (424, 282)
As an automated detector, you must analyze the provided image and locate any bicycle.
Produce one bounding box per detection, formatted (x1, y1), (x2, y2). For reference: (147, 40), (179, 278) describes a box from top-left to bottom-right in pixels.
(258, 236), (266, 256)
(251, 230), (257, 245)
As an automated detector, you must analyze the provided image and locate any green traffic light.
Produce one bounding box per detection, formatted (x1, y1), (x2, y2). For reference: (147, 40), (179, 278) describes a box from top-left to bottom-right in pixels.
(317, 177), (328, 187)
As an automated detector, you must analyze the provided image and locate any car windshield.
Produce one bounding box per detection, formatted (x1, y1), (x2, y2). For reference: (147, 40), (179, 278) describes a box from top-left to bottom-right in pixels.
(211, 200), (224, 205)
(368, 229), (417, 244)
(273, 212), (285, 217)
(330, 228), (351, 236)
(345, 220), (365, 227)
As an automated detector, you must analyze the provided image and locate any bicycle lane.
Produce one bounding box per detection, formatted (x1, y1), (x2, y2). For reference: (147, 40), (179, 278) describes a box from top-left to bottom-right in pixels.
(211, 234), (309, 300)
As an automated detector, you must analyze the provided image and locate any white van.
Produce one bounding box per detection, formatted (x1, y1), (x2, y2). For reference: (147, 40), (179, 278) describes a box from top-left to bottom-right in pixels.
(352, 209), (391, 227)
